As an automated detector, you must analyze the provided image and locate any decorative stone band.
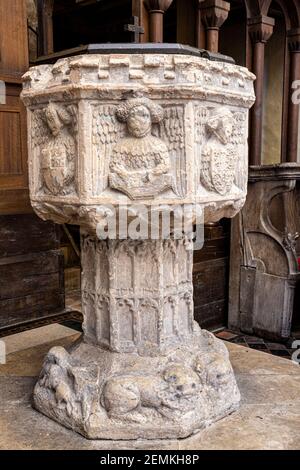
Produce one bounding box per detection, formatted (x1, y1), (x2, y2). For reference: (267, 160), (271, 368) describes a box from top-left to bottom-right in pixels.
(22, 54), (255, 107)
(21, 54), (255, 233)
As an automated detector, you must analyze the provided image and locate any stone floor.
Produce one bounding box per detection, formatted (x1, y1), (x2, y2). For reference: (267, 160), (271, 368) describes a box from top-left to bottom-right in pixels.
(215, 329), (300, 361)
(0, 324), (300, 450)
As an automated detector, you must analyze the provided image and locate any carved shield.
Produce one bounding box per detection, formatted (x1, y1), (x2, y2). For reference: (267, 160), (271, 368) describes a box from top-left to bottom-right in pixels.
(41, 146), (73, 195)
(201, 146), (237, 196)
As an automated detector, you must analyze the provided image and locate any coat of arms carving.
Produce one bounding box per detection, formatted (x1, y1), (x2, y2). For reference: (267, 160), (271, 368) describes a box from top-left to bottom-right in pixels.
(36, 103), (77, 196)
(201, 107), (237, 196)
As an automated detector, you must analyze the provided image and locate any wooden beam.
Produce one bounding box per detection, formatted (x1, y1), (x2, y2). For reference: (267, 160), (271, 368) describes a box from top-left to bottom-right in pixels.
(287, 28), (300, 162)
(37, 0), (54, 56)
(144, 0), (174, 43)
(199, 0), (230, 53)
(248, 15), (274, 166)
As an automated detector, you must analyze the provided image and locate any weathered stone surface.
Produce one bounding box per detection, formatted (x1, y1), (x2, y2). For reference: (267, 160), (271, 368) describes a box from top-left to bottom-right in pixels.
(22, 53), (255, 230)
(32, 237), (240, 439)
(33, 329), (239, 440)
(1, 338), (300, 450)
(21, 51), (255, 440)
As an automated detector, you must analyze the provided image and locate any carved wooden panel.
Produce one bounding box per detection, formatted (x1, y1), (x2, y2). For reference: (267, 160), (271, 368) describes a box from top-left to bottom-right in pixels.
(229, 166), (300, 341)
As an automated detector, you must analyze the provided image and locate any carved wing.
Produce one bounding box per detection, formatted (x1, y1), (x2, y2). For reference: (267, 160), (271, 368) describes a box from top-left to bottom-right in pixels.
(92, 105), (126, 195)
(232, 111), (246, 145)
(232, 111), (247, 191)
(30, 109), (51, 193)
(159, 105), (186, 197)
(31, 108), (50, 150)
(195, 106), (209, 192)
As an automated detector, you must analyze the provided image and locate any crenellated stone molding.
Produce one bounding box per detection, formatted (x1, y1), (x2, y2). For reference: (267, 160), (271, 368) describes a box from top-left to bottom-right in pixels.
(22, 54), (255, 105)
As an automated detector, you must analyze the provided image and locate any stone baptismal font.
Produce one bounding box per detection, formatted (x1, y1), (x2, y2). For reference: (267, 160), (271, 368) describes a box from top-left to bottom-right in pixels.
(22, 45), (255, 440)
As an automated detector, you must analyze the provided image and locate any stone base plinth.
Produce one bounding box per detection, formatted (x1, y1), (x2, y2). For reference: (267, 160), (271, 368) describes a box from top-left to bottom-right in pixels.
(33, 328), (240, 440)
(1, 329), (300, 450)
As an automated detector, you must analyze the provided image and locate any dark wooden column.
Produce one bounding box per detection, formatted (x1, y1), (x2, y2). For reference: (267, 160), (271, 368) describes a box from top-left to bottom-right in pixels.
(287, 28), (300, 163)
(199, 0), (230, 53)
(144, 0), (173, 43)
(248, 15), (274, 166)
(37, 0), (54, 56)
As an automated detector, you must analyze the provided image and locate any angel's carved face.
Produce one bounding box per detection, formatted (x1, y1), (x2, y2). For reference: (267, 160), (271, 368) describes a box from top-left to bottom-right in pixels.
(209, 115), (233, 145)
(45, 108), (62, 137)
(127, 105), (151, 138)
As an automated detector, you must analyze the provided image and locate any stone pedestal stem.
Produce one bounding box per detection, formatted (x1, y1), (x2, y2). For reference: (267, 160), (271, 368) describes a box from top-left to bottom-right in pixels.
(81, 234), (194, 356)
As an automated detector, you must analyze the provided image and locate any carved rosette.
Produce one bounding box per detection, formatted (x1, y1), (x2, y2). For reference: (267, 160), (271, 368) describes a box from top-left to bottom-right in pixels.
(21, 51), (255, 440)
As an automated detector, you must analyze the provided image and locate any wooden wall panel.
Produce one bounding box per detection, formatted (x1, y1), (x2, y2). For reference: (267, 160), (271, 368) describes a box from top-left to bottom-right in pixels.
(193, 223), (230, 331)
(0, 0), (31, 214)
(0, 110), (22, 175)
(0, 251), (65, 329)
(0, 214), (60, 257)
(0, 214), (65, 331)
(0, 0), (29, 75)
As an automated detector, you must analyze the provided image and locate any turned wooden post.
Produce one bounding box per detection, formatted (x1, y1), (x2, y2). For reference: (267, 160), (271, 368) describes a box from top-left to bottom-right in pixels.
(37, 0), (54, 56)
(287, 28), (300, 163)
(144, 0), (173, 43)
(199, 0), (230, 53)
(248, 15), (274, 166)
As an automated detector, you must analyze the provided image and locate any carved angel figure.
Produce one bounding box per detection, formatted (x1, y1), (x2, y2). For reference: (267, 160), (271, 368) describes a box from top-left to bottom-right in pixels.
(109, 97), (173, 199)
(201, 107), (237, 196)
(40, 102), (76, 196)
